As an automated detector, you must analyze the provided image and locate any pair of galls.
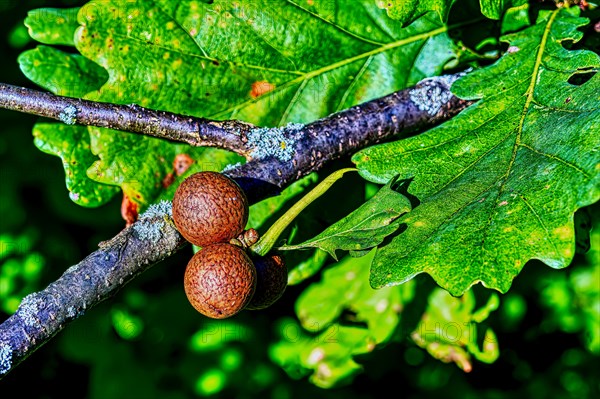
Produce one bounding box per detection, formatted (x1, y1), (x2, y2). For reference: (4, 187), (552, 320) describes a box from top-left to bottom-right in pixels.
(172, 171), (287, 319)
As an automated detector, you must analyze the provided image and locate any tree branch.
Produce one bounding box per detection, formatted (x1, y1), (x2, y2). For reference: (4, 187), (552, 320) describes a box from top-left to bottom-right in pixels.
(0, 83), (256, 156)
(0, 72), (473, 378)
(228, 73), (472, 203)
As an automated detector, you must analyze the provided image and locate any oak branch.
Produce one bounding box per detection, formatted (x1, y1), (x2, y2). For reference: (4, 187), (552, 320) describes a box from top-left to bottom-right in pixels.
(0, 73), (472, 377)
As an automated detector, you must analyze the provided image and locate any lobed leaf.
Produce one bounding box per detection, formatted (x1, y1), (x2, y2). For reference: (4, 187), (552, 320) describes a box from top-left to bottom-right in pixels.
(479, 0), (527, 20)
(538, 211), (600, 354)
(376, 0), (455, 26)
(273, 251), (415, 387)
(286, 249), (330, 286)
(22, 0), (459, 209)
(281, 176), (411, 259)
(18, 44), (117, 207)
(295, 251), (415, 346)
(33, 123), (119, 207)
(354, 8), (600, 295)
(270, 320), (370, 389)
(19, 45), (108, 97)
(500, 2), (531, 34)
(24, 7), (80, 46)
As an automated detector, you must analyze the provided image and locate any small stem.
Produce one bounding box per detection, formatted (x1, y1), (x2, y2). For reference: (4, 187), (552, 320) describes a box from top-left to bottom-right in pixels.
(250, 168), (357, 256)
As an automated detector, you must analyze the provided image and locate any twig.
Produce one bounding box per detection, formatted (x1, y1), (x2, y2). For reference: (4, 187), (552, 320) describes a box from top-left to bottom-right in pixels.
(0, 72), (473, 378)
(0, 83), (256, 156)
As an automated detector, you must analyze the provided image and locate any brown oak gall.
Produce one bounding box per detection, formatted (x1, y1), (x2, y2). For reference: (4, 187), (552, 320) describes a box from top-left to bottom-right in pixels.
(172, 171), (249, 247)
(245, 254), (288, 310)
(184, 243), (256, 319)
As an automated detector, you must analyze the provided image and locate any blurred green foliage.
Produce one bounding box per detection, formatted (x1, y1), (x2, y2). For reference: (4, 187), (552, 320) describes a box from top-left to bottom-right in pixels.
(411, 288), (499, 372)
(538, 219), (600, 355)
(273, 251), (415, 388)
(0, 231), (45, 314)
(0, 1), (599, 398)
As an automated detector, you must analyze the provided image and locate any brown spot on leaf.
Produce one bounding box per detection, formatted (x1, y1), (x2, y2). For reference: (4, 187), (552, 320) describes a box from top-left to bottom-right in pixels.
(121, 194), (139, 227)
(173, 153), (194, 176)
(250, 81), (276, 99)
(163, 154), (195, 188)
(162, 172), (175, 188)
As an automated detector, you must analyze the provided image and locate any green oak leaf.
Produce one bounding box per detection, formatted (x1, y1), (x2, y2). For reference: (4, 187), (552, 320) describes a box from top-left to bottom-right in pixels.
(380, 0), (527, 23)
(24, 7), (80, 46)
(538, 212), (600, 354)
(500, 2), (531, 34)
(24, 0), (460, 210)
(61, 0), (459, 207)
(22, 6), (243, 209)
(479, 0), (527, 20)
(376, 0), (455, 26)
(281, 171), (374, 284)
(411, 288), (500, 371)
(33, 124), (119, 207)
(19, 45), (108, 97)
(353, 8), (600, 295)
(20, 9), (120, 207)
(287, 249), (330, 286)
(270, 320), (370, 389)
(18, 44), (118, 207)
(281, 176), (411, 260)
(85, 132), (242, 207)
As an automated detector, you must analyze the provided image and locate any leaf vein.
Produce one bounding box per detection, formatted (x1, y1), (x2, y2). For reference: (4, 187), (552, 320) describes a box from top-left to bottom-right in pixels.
(210, 24), (451, 119)
(284, 0), (387, 46)
(152, 0), (210, 58)
(278, 79), (309, 125)
(387, 178), (502, 264)
(517, 194), (561, 257)
(334, 55), (374, 112)
(518, 143), (591, 178)
(480, 10), (560, 258)
(108, 31), (303, 77)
